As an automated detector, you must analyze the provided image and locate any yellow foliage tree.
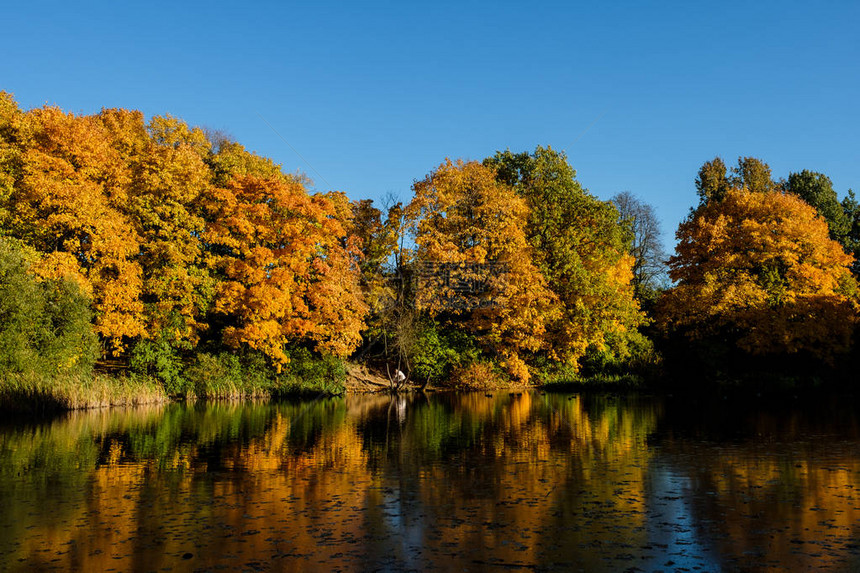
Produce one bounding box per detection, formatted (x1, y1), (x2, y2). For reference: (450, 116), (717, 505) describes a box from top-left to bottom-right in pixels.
(5, 103), (145, 352)
(486, 147), (645, 369)
(103, 111), (215, 345)
(204, 175), (367, 366)
(661, 189), (859, 357)
(407, 159), (556, 381)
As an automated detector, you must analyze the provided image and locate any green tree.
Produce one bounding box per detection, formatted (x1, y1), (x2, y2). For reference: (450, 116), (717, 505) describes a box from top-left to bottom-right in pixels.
(785, 170), (851, 250)
(696, 156), (774, 205)
(842, 189), (860, 269)
(695, 157), (730, 204)
(0, 237), (98, 377)
(407, 159), (555, 381)
(731, 156), (774, 194)
(485, 146), (644, 369)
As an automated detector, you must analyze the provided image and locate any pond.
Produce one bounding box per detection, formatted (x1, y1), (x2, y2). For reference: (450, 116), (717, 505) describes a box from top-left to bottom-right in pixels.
(1, 392), (859, 572)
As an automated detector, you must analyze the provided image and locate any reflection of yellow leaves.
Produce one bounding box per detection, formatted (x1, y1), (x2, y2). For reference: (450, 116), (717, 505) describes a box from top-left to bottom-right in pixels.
(4, 395), (662, 571)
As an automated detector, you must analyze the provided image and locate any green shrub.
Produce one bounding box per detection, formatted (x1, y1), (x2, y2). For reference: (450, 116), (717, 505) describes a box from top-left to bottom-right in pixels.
(410, 320), (482, 385)
(184, 352), (246, 398)
(579, 330), (659, 379)
(129, 337), (187, 395)
(182, 346), (346, 398)
(0, 237), (98, 379)
(275, 346), (347, 395)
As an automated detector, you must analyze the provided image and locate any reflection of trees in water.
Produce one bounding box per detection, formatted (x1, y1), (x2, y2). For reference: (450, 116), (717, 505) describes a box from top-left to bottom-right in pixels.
(0, 393), (663, 571)
(346, 392), (662, 569)
(650, 396), (860, 572)
(7, 394), (860, 571)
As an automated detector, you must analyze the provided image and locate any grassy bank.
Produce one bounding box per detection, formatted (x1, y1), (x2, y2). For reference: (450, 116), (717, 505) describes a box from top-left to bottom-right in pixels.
(0, 350), (350, 413)
(0, 372), (168, 414)
(0, 369), (347, 414)
(538, 372), (648, 392)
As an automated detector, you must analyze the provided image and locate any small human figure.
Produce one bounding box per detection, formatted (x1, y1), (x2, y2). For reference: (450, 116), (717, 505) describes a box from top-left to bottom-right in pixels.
(394, 369), (406, 386)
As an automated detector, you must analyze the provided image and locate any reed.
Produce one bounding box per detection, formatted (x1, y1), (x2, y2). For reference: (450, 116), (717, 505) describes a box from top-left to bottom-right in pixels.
(0, 371), (167, 414)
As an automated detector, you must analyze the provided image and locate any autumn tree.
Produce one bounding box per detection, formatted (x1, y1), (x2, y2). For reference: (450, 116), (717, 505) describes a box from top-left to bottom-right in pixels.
(661, 188), (859, 359)
(785, 170), (852, 250)
(0, 92), (22, 227)
(206, 138), (288, 187)
(485, 147), (645, 370)
(99, 111), (217, 350)
(696, 156), (774, 205)
(1, 101), (145, 353)
(406, 159), (555, 381)
(203, 173), (367, 367)
(611, 191), (667, 300)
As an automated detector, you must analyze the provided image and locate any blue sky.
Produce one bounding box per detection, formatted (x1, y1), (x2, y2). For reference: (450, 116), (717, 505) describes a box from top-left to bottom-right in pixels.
(2, 1), (858, 248)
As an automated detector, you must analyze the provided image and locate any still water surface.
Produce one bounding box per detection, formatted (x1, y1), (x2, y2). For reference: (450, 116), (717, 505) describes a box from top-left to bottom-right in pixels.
(1, 392), (860, 572)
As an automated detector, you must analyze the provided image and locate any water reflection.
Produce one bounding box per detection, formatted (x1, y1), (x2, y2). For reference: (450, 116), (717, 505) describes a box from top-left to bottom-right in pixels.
(1, 393), (859, 571)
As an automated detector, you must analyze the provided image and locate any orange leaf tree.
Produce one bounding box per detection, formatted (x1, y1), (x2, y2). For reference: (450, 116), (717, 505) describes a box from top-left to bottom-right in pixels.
(406, 159), (555, 381)
(203, 173), (366, 367)
(661, 188), (859, 358)
(2, 100), (145, 353)
(100, 110), (215, 347)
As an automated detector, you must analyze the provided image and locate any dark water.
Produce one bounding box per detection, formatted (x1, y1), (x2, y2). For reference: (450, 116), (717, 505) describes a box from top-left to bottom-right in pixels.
(1, 392), (860, 572)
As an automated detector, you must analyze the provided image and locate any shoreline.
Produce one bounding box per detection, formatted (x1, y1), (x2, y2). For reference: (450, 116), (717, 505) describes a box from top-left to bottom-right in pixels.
(3, 364), (856, 415)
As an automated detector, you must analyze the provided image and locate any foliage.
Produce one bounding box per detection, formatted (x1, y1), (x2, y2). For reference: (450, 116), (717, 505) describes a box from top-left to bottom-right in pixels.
(10, 89), (860, 395)
(122, 112), (215, 345)
(409, 320), (482, 383)
(661, 189), (859, 359)
(128, 336), (186, 395)
(579, 329), (658, 378)
(842, 189), (860, 272)
(448, 360), (507, 389)
(352, 198), (400, 278)
(203, 174), (367, 366)
(785, 170), (852, 251)
(182, 346), (346, 398)
(277, 346), (347, 395)
(349, 198), (404, 351)
(0, 237), (98, 378)
(406, 159), (555, 381)
(4, 104), (146, 352)
(486, 146), (645, 370)
(696, 156), (774, 205)
(695, 157), (731, 204)
(183, 351), (270, 398)
(732, 156), (774, 194)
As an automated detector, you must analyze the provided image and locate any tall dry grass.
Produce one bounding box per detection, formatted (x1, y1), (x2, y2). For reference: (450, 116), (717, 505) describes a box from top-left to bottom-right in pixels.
(0, 371), (167, 413)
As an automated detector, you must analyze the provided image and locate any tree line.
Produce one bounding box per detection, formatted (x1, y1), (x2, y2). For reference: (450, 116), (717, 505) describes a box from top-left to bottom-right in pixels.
(0, 93), (857, 396)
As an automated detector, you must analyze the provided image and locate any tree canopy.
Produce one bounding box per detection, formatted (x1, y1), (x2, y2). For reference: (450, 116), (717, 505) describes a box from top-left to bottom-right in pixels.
(406, 159), (554, 381)
(661, 188), (859, 358)
(485, 147), (645, 369)
(6, 90), (860, 392)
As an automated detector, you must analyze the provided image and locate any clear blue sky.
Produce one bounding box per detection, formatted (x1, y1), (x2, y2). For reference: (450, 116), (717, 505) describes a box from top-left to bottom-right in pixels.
(2, 1), (858, 248)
